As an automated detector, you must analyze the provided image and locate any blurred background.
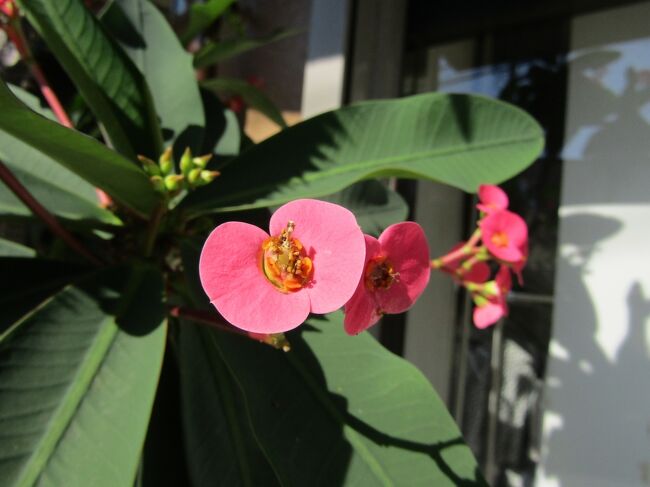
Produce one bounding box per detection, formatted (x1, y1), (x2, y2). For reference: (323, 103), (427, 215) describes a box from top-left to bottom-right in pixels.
(3, 0), (650, 485)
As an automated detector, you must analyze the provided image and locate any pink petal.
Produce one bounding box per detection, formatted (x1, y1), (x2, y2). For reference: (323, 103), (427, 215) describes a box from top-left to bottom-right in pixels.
(343, 235), (382, 334)
(376, 222), (430, 314)
(477, 184), (509, 213)
(463, 261), (490, 283)
(270, 199), (365, 314)
(479, 210), (527, 262)
(199, 222), (310, 333)
(344, 287), (382, 335)
(473, 302), (505, 329)
(496, 265), (512, 292)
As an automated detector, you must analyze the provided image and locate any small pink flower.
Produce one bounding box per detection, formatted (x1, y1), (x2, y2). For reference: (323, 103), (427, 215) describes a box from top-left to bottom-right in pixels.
(0, 0), (16, 18)
(344, 222), (430, 335)
(477, 184), (509, 214)
(199, 199), (366, 334)
(479, 209), (528, 263)
(472, 266), (512, 329)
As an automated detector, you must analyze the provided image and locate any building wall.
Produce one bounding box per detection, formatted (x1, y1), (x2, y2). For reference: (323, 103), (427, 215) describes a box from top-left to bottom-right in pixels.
(537, 2), (650, 486)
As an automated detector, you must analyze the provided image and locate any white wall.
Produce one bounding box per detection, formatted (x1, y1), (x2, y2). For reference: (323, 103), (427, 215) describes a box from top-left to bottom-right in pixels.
(536, 3), (650, 486)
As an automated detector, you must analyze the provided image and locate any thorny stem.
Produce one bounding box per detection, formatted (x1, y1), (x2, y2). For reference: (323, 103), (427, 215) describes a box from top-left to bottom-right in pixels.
(0, 160), (102, 265)
(168, 306), (247, 336)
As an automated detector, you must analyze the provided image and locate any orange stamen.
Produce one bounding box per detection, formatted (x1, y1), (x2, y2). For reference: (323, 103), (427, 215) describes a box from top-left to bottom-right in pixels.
(364, 256), (398, 291)
(261, 221), (313, 293)
(491, 231), (510, 248)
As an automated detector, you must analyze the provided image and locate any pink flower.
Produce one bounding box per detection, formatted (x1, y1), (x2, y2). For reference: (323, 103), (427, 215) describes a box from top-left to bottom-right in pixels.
(344, 222), (430, 335)
(199, 199), (366, 333)
(0, 0), (16, 18)
(472, 266), (512, 329)
(477, 184), (509, 214)
(479, 209), (528, 263)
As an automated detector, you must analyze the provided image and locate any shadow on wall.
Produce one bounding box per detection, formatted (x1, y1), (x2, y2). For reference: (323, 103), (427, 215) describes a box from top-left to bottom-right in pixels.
(539, 39), (650, 486)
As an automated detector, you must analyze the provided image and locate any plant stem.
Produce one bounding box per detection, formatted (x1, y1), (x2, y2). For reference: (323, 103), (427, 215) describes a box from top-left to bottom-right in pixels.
(6, 18), (111, 206)
(6, 20), (74, 128)
(0, 160), (102, 265)
(431, 245), (480, 269)
(143, 202), (166, 257)
(168, 306), (246, 336)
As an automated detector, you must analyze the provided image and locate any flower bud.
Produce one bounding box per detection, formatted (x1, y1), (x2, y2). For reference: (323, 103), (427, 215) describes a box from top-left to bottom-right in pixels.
(164, 174), (185, 191)
(137, 155), (161, 177)
(159, 147), (173, 175)
(150, 175), (165, 193)
(192, 154), (212, 169)
(180, 147), (193, 176)
(187, 168), (202, 185)
(199, 170), (220, 185)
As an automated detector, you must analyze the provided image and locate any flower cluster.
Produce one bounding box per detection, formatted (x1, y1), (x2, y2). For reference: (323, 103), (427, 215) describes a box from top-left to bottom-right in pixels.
(199, 199), (430, 336)
(199, 186), (528, 342)
(431, 184), (528, 328)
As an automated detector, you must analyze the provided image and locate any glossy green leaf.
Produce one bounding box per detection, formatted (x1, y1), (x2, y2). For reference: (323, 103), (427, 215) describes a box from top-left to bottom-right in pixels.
(202, 78), (287, 128)
(16, 0), (162, 159)
(179, 324), (279, 487)
(0, 238), (34, 257)
(0, 87), (121, 224)
(180, 0), (235, 45)
(0, 266), (166, 487)
(0, 80), (159, 216)
(184, 313), (485, 486)
(321, 180), (408, 236)
(103, 0), (205, 153)
(181, 93), (544, 216)
(194, 29), (298, 68)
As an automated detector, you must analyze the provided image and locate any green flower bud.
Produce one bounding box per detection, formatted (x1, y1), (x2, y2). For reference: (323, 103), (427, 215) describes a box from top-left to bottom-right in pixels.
(138, 155), (161, 177)
(180, 147), (193, 176)
(199, 170), (220, 185)
(483, 280), (500, 297)
(159, 147), (173, 175)
(150, 175), (165, 193)
(187, 168), (202, 185)
(164, 174), (185, 191)
(192, 154), (212, 169)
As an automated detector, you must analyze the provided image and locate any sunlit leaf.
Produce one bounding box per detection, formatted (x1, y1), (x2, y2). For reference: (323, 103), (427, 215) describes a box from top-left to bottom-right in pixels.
(181, 93), (544, 216)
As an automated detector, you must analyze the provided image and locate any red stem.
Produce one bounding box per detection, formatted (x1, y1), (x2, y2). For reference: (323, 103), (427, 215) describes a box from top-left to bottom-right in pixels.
(0, 160), (102, 265)
(6, 19), (110, 206)
(168, 306), (247, 336)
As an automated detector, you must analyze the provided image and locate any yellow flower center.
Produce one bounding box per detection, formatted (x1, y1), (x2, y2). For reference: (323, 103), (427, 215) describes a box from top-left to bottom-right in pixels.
(364, 256), (397, 291)
(261, 221), (313, 293)
(491, 231), (510, 248)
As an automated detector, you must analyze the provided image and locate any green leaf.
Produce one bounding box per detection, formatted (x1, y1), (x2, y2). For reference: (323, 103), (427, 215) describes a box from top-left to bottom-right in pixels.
(0, 266), (166, 487)
(102, 0), (205, 153)
(0, 80), (159, 216)
(184, 314), (485, 486)
(178, 324), (279, 487)
(181, 93), (544, 216)
(0, 238), (35, 257)
(16, 0), (162, 159)
(0, 86), (121, 225)
(202, 77), (287, 128)
(197, 88), (240, 157)
(194, 29), (298, 68)
(320, 180), (408, 236)
(180, 0), (235, 45)
(0, 257), (89, 336)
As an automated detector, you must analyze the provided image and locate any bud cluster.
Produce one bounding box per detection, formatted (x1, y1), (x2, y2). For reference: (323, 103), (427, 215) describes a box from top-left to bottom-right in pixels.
(431, 184), (528, 329)
(139, 147), (220, 196)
